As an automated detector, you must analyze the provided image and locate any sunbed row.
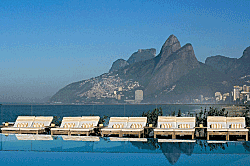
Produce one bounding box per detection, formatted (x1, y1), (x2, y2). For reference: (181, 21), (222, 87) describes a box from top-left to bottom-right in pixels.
(207, 116), (248, 141)
(1, 116), (249, 141)
(1, 116), (53, 134)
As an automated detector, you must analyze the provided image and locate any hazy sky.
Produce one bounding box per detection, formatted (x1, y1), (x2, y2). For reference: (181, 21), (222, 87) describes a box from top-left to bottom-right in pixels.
(0, 0), (249, 102)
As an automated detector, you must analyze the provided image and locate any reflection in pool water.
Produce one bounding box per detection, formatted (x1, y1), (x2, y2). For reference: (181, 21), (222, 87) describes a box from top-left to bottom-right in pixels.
(1, 134), (250, 166)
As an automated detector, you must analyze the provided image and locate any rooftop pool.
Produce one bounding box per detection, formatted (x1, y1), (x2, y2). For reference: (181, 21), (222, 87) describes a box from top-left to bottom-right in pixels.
(1, 134), (250, 166)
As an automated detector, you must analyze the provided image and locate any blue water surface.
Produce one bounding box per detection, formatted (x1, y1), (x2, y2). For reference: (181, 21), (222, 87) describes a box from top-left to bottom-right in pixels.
(0, 134), (250, 166)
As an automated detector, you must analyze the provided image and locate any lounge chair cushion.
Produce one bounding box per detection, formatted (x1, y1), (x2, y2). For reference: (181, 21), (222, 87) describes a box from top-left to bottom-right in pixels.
(176, 122), (195, 128)
(17, 123), (28, 127)
(230, 123), (242, 128)
(210, 124), (223, 128)
(160, 124), (172, 128)
(33, 123), (45, 128)
(130, 124), (142, 128)
(127, 122), (145, 128)
(226, 117), (245, 128)
(13, 116), (35, 127)
(79, 121), (98, 127)
(112, 124), (124, 128)
(178, 124), (191, 128)
(81, 123), (94, 128)
(63, 123), (76, 128)
(60, 119), (80, 128)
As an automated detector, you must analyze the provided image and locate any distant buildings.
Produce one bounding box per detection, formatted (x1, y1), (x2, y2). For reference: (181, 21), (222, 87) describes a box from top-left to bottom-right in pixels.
(243, 85), (250, 92)
(223, 93), (230, 101)
(214, 85), (250, 104)
(215, 92), (222, 101)
(233, 85), (250, 103)
(135, 90), (143, 102)
(233, 86), (241, 101)
(124, 90), (143, 104)
(199, 95), (204, 103)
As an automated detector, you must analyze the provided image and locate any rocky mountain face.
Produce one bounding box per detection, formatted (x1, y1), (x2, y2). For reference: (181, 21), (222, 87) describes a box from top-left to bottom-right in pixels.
(49, 35), (249, 104)
(116, 35), (200, 97)
(205, 46), (250, 78)
(127, 48), (156, 64)
(205, 55), (237, 74)
(240, 46), (250, 61)
(109, 59), (129, 73)
(109, 48), (156, 73)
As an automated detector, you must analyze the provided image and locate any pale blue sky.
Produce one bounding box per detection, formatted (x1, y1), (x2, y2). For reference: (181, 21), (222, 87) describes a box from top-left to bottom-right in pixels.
(0, 0), (249, 102)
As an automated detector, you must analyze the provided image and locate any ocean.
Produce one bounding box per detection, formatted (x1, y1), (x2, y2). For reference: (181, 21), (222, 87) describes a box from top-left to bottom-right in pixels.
(0, 104), (227, 123)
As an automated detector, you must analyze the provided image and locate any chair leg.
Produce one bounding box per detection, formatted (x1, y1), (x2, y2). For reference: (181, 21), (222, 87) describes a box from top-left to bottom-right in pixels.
(207, 133), (209, 140)
(154, 133), (156, 139)
(246, 132), (248, 141)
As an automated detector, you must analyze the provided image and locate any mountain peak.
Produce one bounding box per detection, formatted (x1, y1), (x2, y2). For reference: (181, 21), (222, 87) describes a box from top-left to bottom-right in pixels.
(181, 43), (193, 51)
(240, 46), (250, 60)
(154, 35), (181, 71)
(160, 35), (181, 55)
(127, 48), (156, 64)
(109, 59), (129, 73)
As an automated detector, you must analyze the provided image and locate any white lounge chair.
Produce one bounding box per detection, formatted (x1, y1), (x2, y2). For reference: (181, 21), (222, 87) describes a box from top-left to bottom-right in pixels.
(50, 117), (81, 135)
(19, 116), (53, 134)
(101, 117), (128, 137)
(207, 116), (248, 141)
(207, 116), (228, 140)
(120, 117), (147, 138)
(1, 116), (35, 134)
(69, 116), (100, 136)
(154, 116), (176, 139)
(227, 117), (248, 141)
(154, 116), (195, 139)
(174, 117), (195, 139)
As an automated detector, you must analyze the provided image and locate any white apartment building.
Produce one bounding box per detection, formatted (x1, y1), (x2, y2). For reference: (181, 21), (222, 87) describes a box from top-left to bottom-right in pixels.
(233, 86), (241, 101)
(135, 90), (143, 101)
(215, 92), (222, 101)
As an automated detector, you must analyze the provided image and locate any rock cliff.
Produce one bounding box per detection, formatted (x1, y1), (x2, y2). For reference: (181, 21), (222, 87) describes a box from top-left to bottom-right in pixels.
(109, 59), (129, 73)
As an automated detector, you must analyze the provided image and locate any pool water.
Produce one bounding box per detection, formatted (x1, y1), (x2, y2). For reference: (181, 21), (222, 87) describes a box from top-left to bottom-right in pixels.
(1, 134), (250, 166)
